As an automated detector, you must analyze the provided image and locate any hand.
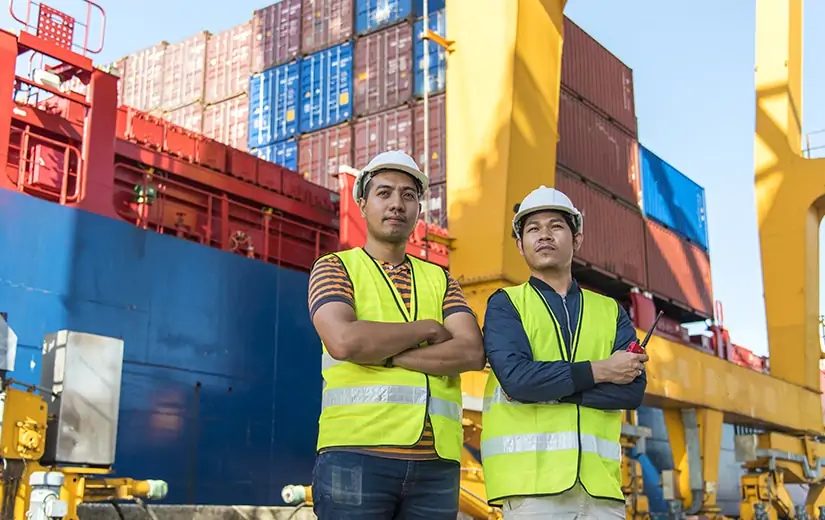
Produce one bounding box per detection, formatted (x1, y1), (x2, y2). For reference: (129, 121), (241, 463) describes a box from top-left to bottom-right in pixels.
(591, 350), (649, 385)
(422, 319), (452, 345)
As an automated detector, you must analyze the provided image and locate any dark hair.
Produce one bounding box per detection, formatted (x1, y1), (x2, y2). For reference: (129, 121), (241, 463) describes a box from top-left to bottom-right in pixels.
(362, 170), (423, 200)
(514, 210), (577, 239)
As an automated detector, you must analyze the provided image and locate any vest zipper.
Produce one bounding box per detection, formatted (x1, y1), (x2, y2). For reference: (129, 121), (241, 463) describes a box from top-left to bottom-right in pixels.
(563, 294), (585, 491)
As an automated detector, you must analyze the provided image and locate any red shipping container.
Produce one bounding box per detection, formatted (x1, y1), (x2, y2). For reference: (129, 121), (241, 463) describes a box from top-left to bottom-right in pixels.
(302, 0), (353, 54)
(354, 106), (414, 169)
(413, 93), (446, 184)
(206, 21), (253, 104)
(162, 32), (209, 111)
(203, 96), (249, 152)
(644, 219), (713, 317)
(120, 43), (167, 112)
(353, 23), (414, 116)
(561, 17), (637, 136)
(252, 0), (302, 73)
(422, 181), (447, 228)
(555, 169), (647, 287)
(298, 124), (353, 191)
(557, 89), (640, 206)
(163, 103), (204, 134)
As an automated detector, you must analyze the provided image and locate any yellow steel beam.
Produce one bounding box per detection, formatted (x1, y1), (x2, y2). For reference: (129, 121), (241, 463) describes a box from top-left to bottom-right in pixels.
(445, 0), (567, 312)
(461, 329), (824, 433)
(755, 0), (825, 393)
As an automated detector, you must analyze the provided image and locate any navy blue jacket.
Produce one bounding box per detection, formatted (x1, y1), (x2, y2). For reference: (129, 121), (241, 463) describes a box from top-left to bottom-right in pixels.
(482, 277), (646, 410)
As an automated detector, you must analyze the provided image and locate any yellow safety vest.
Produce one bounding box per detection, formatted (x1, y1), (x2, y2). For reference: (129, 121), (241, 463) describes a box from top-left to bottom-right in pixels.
(481, 282), (623, 505)
(316, 247), (464, 463)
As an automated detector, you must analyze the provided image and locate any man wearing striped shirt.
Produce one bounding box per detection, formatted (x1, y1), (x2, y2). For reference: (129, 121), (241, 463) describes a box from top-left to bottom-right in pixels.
(308, 150), (485, 520)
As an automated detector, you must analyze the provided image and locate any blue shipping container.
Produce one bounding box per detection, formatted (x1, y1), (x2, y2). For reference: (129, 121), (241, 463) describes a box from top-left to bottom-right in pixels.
(252, 139), (299, 171)
(247, 62), (300, 149)
(639, 145), (709, 251)
(0, 189), (322, 506)
(414, 10), (447, 97)
(299, 42), (353, 133)
(355, 0), (445, 35)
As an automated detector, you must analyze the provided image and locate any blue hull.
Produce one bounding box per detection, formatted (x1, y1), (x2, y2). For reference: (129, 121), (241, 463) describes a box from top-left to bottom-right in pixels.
(0, 189), (322, 505)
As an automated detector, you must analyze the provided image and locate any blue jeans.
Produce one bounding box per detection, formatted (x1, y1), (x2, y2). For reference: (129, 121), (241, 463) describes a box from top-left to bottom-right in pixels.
(311, 451), (460, 520)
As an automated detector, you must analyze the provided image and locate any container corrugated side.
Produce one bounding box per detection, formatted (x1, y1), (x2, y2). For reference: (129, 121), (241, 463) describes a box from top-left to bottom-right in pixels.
(0, 189), (323, 506)
(252, 138), (299, 170)
(355, 0), (445, 34)
(205, 21), (253, 104)
(557, 89), (640, 206)
(413, 93), (446, 184)
(298, 123), (353, 191)
(161, 32), (209, 111)
(301, 0), (354, 54)
(120, 43), (167, 112)
(300, 42), (353, 133)
(413, 10), (446, 97)
(354, 105), (414, 168)
(248, 62), (300, 149)
(253, 0), (302, 73)
(354, 22), (414, 116)
(644, 218), (713, 317)
(162, 103), (204, 134)
(561, 17), (637, 136)
(555, 169), (646, 287)
(423, 180), (447, 228)
(203, 96), (249, 151)
(639, 145), (709, 251)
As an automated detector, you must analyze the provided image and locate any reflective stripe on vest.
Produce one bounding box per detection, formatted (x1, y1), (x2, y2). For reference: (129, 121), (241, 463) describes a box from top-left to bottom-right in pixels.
(481, 282), (622, 505)
(315, 247), (464, 463)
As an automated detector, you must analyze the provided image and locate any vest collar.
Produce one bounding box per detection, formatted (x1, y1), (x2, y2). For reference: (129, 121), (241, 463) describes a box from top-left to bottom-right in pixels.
(528, 276), (581, 297)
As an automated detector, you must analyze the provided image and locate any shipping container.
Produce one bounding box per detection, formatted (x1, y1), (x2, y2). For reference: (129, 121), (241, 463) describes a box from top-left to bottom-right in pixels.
(248, 61), (300, 149)
(162, 32), (209, 111)
(203, 96), (249, 151)
(354, 23), (414, 116)
(413, 93), (446, 184)
(298, 123), (353, 191)
(120, 43), (167, 112)
(561, 17), (637, 136)
(555, 169), (647, 287)
(639, 145), (709, 251)
(162, 102), (204, 134)
(252, 139), (299, 171)
(644, 218), (713, 318)
(413, 10), (447, 97)
(206, 21), (253, 104)
(557, 89), (640, 206)
(301, 0), (354, 54)
(354, 105), (414, 169)
(253, 0), (302, 73)
(355, 0), (445, 35)
(0, 188), (323, 506)
(422, 180), (447, 227)
(731, 345), (767, 373)
(300, 42), (354, 133)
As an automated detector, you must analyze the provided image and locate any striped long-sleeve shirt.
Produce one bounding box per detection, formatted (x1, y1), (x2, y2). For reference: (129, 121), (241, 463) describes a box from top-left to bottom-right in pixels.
(308, 251), (473, 460)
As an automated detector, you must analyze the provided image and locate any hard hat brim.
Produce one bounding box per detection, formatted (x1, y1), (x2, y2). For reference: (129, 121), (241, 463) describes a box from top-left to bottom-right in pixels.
(352, 164), (430, 203)
(512, 204), (583, 234)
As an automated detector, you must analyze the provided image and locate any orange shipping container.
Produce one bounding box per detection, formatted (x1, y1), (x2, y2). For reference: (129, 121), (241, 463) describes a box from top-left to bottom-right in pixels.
(163, 103), (204, 134)
(162, 32), (209, 111)
(206, 21), (253, 103)
(203, 96), (249, 152)
(302, 0), (354, 54)
(253, 0), (302, 73)
(557, 89), (640, 206)
(120, 44), (167, 112)
(353, 23), (414, 116)
(644, 219), (713, 318)
(354, 106), (414, 170)
(555, 169), (647, 287)
(561, 17), (637, 136)
(413, 93), (447, 184)
(298, 124), (353, 192)
(423, 181), (447, 228)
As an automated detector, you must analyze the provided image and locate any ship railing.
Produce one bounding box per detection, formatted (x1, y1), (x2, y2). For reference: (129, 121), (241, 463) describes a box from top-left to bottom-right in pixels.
(8, 0), (105, 56)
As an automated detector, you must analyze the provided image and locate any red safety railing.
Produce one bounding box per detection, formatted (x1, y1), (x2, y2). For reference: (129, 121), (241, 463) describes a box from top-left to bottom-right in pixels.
(8, 0), (105, 56)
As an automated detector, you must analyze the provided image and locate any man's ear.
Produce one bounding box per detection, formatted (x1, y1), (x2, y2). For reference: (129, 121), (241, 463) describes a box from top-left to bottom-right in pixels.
(573, 232), (584, 253)
(516, 238), (525, 258)
(358, 198), (367, 218)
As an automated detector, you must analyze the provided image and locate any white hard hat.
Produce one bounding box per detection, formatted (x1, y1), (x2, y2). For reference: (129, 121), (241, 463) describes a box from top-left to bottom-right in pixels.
(513, 185), (583, 235)
(352, 150), (429, 203)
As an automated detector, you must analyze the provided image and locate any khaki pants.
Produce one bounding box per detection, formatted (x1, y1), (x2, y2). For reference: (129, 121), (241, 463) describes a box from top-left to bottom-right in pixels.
(501, 484), (626, 519)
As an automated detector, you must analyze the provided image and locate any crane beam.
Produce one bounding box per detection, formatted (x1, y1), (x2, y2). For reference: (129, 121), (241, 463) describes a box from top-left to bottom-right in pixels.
(755, 0), (825, 394)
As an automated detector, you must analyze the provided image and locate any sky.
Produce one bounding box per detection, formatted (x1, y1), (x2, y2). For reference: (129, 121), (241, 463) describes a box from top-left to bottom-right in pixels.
(3, 0), (824, 356)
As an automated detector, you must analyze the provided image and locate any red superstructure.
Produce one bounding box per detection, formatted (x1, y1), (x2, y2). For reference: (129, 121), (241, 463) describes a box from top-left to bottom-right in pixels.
(0, 0), (339, 273)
